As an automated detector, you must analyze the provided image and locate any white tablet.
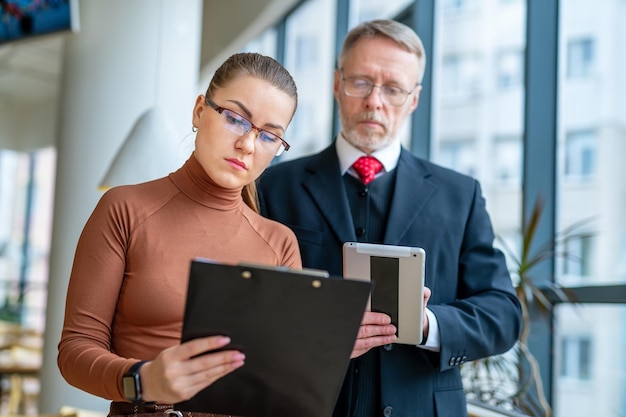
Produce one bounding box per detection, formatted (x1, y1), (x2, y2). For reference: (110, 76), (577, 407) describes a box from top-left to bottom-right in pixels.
(342, 242), (426, 345)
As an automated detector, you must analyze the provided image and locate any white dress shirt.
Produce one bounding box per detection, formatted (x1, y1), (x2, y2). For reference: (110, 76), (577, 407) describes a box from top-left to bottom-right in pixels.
(335, 134), (440, 351)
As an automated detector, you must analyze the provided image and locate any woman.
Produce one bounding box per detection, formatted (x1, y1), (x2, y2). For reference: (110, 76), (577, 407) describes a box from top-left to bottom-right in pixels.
(57, 53), (300, 417)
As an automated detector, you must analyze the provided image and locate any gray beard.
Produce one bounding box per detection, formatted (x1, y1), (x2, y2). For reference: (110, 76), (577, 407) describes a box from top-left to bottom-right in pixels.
(342, 128), (395, 153)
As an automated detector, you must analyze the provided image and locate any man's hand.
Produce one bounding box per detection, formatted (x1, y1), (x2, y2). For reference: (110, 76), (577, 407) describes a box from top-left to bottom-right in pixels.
(350, 311), (397, 358)
(421, 287), (432, 343)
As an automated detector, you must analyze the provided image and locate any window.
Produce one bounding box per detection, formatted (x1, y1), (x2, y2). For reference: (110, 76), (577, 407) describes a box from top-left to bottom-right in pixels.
(562, 234), (594, 278)
(437, 140), (477, 177)
(282, 0), (336, 161)
(621, 234), (626, 281)
(242, 28), (277, 57)
(564, 130), (596, 179)
(556, 1), (626, 415)
(350, 0), (412, 24)
(567, 38), (595, 78)
(441, 54), (482, 96)
(240, 1), (626, 416)
(560, 336), (592, 380)
(443, 0), (476, 11)
(496, 49), (523, 89)
(0, 148), (55, 329)
(493, 136), (521, 186)
(295, 35), (318, 70)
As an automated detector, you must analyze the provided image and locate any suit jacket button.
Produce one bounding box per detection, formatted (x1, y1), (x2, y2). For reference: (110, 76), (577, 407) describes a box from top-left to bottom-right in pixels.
(383, 406), (393, 416)
(449, 356), (456, 366)
(355, 227), (366, 237)
(359, 188), (369, 197)
(460, 355), (467, 364)
(455, 357), (462, 366)
(383, 344), (393, 351)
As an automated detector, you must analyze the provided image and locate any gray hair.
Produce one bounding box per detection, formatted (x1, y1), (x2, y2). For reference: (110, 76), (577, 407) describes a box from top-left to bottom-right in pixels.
(338, 19), (426, 84)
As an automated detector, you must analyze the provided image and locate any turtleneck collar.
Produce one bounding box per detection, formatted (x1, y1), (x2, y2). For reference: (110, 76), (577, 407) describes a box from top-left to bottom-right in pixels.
(168, 153), (243, 211)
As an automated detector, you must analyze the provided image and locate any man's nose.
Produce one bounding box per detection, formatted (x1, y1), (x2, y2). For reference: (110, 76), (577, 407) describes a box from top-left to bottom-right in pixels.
(363, 85), (384, 108)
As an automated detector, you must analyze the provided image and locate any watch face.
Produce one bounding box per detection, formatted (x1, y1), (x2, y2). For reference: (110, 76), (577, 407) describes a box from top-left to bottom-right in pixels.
(123, 374), (139, 400)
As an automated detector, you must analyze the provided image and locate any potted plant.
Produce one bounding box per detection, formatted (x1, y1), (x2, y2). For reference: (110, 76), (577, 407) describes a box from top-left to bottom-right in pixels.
(463, 196), (593, 417)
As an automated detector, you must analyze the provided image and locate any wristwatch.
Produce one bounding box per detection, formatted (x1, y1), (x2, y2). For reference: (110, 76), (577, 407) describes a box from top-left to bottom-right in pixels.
(123, 361), (152, 404)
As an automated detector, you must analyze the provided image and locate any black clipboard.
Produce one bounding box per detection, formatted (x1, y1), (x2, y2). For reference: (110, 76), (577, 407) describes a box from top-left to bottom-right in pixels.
(175, 258), (372, 417)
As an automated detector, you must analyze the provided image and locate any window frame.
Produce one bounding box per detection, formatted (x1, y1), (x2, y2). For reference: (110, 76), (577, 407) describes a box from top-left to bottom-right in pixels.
(263, 0), (626, 410)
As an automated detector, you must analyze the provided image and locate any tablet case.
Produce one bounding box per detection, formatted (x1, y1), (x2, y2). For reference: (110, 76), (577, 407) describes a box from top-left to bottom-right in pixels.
(342, 242), (425, 345)
(175, 258), (372, 417)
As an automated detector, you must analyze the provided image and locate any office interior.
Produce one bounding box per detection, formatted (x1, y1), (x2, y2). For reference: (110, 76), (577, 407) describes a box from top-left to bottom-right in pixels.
(0, 0), (625, 416)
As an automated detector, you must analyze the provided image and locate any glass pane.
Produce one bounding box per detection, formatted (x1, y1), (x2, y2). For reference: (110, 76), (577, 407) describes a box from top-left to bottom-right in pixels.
(435, 1), (528, 412)
(281, 0), (337, 160)
(350, 0), (413, 25)
(0, 147), (55, 331)
(347, 3), (419, 148)
(432, 1), (526, 251)
(554, 305), (626, 417)
(555, 1), (626, 416)
(241, 27), (277, 57)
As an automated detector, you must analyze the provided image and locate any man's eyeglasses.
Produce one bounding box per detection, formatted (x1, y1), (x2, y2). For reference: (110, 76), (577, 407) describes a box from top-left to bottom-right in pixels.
(205, 97), (290, 156)
(340, 70), (419, 107)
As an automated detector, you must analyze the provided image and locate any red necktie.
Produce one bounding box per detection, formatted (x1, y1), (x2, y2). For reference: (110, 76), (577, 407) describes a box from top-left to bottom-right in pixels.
(352, 156), (383, 185)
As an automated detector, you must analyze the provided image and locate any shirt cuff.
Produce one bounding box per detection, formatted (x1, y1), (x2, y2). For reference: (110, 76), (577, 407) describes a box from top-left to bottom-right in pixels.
(418, 308), (440, 352)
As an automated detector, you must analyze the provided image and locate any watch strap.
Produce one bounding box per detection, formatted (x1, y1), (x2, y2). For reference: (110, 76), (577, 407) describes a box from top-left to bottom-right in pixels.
(126, 360), (148, 375)
(123, 360), (152, 404)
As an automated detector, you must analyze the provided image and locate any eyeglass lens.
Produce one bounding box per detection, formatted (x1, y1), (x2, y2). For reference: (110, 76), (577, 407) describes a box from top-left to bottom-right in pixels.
(344, 77), (410, 106)
(206, 97), (288, 156)
(220, 109), (285, 156)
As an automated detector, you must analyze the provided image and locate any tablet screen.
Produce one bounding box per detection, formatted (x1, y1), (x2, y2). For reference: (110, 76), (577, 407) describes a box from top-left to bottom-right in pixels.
(370, 255), (399, 331)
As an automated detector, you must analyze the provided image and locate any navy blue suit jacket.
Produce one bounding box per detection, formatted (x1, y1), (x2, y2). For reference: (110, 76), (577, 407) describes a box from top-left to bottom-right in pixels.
(258, 143), (522, 417)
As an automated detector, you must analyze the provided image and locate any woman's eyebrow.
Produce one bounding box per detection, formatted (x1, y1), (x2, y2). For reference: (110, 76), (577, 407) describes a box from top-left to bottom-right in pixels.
(225, 99), (252, 118)
(225, 99), (286, 133)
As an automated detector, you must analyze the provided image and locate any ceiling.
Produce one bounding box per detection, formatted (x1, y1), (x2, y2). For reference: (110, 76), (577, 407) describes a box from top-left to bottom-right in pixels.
(0, 34), (64, 151)
(0, 35), (63, 113)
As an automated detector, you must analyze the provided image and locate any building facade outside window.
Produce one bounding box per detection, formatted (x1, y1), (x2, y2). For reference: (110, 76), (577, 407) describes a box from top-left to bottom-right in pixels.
(564, 130), (596, 180)
(281, 0), (337, 160)
(560, 336), (592, 380)
(567, 38), (595, 79)
(556, 0), (626, 415)
(496, 49), (524, 89)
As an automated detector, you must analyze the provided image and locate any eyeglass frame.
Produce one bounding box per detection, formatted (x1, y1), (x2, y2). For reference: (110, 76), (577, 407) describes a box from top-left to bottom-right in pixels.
(339, 69), (420, 107)
(204, 97), (291, 156)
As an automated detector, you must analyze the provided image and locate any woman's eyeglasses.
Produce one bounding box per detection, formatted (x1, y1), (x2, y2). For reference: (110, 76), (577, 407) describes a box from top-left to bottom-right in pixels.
(205, 97), (290, 156)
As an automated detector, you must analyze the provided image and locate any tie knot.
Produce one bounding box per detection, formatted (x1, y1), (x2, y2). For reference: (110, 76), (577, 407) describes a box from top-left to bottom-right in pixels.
(352, 156), (383, 185)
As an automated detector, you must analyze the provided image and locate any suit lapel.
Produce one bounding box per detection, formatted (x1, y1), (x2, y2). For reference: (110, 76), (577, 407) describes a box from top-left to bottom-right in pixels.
(384, 149), (437, 244)
(302, 144), (357, 244)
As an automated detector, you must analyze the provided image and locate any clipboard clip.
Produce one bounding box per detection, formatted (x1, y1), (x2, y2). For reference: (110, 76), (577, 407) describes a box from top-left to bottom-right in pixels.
(236, 262), (328, 288)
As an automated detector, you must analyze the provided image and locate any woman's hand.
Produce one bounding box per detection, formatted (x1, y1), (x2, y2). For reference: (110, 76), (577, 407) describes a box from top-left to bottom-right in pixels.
(139, 336), (245, 403)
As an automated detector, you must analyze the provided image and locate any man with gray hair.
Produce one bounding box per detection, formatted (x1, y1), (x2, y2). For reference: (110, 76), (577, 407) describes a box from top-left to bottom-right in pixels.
(259, 19), (522, 417)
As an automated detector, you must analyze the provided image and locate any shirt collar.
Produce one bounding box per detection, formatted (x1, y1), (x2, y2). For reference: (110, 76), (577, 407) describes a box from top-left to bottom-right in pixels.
(336, 133), (401, 176)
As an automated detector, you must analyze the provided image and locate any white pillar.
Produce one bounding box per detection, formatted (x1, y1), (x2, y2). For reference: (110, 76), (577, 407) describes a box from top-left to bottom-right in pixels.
(39, 0), (202, 412)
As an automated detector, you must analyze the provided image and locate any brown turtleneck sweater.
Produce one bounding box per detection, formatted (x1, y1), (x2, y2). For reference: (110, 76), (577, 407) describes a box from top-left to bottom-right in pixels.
(58, 153), (301, 402)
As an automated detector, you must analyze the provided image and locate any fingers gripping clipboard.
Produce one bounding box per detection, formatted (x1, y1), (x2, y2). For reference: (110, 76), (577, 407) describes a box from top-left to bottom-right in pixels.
(175, 258), (372, 417)
(342, 242), (426, 345)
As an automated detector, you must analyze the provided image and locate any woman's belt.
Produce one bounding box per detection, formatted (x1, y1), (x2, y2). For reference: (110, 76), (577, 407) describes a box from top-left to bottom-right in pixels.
(109, 401), (238, 417)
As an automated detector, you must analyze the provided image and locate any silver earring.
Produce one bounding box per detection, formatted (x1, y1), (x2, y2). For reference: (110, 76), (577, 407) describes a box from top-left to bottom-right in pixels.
(192, 126), (198, 133)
